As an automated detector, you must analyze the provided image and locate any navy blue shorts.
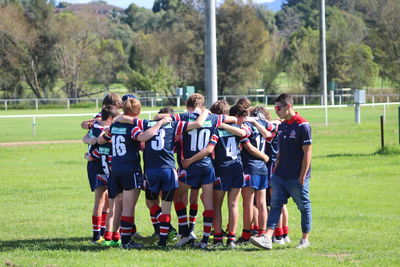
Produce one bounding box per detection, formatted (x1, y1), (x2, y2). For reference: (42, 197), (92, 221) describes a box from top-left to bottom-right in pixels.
(87, 161), (107, 192)
(214, 172), (245, 191)
(185, 165), (216, 188)
(243, 174), (268, 190)
(110, 169), (142, 196)
(145, 168), (178, 193)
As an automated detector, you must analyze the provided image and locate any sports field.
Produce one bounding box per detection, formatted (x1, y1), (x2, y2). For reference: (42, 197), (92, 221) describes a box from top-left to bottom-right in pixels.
(0, 105), (399, 266)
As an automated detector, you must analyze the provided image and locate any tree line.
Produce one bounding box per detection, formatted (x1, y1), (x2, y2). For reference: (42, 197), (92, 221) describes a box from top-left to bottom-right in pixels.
(0, 0), (399, 99)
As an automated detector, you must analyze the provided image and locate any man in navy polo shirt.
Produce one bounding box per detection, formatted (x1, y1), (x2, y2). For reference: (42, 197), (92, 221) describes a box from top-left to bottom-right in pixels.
(250, 93), (312, 250)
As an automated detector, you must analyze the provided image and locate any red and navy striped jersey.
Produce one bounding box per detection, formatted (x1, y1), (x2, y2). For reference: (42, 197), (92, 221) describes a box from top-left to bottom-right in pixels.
(140, 120), (188, 170)
(103, 120), (144, 174)
(208, 124), (244, 176)
(275, 113), (312, 179)
(175, 111), (224, 168)
(88, 122), (112, 175)
(240, 120), (274, 175)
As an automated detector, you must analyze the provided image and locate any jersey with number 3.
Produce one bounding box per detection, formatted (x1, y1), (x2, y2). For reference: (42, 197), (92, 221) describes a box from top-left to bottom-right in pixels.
(176, 112), (224, 168)
(208, 125), (244, 177)
(140, 120), (188, 170)
(103, 121), (142, 174)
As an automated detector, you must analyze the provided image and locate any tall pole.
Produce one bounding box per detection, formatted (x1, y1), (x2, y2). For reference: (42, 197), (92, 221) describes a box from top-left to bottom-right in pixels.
(205, 0), (218, 107)
(319, 0), (328, 125)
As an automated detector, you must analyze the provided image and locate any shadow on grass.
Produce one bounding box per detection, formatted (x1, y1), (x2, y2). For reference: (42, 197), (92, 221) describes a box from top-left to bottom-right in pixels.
(0, 237), (292, 253)
(320, 145), (400, 158)
(0, 237), (110, 252)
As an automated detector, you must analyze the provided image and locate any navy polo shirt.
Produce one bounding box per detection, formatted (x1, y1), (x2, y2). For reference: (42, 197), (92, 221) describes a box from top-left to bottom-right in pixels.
(275, 113), (312, 180)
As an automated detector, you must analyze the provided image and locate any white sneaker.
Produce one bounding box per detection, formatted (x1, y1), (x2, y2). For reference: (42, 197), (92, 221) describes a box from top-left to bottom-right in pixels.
(296, 238), (310, 249)
(249, 235), (272, 250)
(193, 241), (208, 249)
(175, 232), (195, 247)
(272, 236), (285, 245)
(283, 236), (291, 244)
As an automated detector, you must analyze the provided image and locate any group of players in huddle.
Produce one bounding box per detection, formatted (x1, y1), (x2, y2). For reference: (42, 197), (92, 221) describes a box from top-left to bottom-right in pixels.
(82, 93), (292, 250)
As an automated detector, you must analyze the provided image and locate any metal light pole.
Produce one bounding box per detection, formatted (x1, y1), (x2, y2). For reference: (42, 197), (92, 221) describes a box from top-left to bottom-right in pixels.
(319, 0), (328, 125)
(205, 0), (218, 107)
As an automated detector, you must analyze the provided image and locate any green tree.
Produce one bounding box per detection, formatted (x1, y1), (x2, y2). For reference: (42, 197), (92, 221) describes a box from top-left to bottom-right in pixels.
(0, 0), (58, 98)
(217, 0), (271, 95)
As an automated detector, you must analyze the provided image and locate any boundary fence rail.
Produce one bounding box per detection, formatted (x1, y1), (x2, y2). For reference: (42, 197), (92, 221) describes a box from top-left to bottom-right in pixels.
(1, 103), (398, 136)
(1, 94), (400, 110)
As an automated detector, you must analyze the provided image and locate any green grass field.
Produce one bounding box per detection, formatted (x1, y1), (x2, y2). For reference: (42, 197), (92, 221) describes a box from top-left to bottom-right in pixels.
(0, 105), (399, 266)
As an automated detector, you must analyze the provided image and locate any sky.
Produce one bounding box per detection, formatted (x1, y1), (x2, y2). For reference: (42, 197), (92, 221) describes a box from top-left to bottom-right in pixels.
(60, 0), (278, 9)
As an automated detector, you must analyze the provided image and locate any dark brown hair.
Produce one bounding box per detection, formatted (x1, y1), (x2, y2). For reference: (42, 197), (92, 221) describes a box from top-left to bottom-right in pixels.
(210, 100), (230, 115)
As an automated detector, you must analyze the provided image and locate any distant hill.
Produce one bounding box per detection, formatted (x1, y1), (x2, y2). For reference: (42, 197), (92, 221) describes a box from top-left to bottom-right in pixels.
(259, 0), (283, 12)
(57, 3), (124, 17)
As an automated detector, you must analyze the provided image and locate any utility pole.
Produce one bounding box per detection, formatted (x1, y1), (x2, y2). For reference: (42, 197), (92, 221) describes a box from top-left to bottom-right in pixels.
(320, 0), (328, 125)
(205, 0), (218, 107)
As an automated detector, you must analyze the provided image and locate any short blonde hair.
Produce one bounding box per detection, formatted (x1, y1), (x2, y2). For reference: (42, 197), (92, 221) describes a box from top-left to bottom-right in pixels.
(123, 98), (141, 116)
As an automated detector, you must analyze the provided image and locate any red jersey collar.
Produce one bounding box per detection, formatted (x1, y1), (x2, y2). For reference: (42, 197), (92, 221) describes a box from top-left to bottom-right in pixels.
(285, 112), (300, 125)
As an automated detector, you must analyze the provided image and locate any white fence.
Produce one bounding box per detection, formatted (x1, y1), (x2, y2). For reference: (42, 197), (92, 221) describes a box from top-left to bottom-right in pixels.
(1, 94), (400, 110)
(1, 103), (398, 136)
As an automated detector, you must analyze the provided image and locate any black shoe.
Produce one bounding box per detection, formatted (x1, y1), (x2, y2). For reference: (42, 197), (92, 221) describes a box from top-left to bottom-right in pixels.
(236, 237), (250, 246)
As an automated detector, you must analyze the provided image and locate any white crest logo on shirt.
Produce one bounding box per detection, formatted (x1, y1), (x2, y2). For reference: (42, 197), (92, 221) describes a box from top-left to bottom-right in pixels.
(289, 130), (296, 139)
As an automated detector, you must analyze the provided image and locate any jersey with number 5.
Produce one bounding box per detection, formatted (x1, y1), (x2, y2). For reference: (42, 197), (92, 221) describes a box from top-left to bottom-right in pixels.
(103, 121), (142, 175)
(141, 120), (187, 170)
(177, 112), (224, 168)
(88, 123), (112, 176)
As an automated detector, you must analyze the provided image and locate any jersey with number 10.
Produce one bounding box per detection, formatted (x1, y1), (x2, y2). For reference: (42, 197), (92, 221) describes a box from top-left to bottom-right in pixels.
(103, 121), (142, 175)
(175, 112), (224, 168)
(141, 120), (187, 170)
(209, 124), (244, 177)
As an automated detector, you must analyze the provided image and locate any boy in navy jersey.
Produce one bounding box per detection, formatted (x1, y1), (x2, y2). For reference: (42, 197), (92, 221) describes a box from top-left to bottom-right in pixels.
(250, 93), (312, 250)
(237, 106), (276, 245)
(83, 105), (119, 244)
(171, 94), (231, 248)
(99, 98), (172, 249)
(182, 102), (250, 248)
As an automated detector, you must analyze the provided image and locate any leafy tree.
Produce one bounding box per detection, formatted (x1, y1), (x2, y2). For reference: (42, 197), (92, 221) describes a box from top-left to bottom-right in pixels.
(0, 0), (58, 98)
(217, 0), (271, 95)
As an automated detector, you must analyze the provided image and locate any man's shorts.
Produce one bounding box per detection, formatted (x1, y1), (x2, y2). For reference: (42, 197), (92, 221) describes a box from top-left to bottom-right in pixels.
(177, 168), (200, 190)
(110, 169), (143, 196)
(185, 165), (216, 188)
(243, 174), (268, 190)
(145, 168), (178, 193)
(87, 161), (107, 192)
(214, 172), (245, 191)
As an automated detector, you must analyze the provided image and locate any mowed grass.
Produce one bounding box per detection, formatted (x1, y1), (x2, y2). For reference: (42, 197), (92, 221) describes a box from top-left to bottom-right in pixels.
(0, 105), (400, 266)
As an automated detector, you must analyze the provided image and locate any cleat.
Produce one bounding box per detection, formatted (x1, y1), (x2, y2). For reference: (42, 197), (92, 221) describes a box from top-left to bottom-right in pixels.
(211, 240), (223, 248)
(175, 232), (196, 247)
(272, 236), (285, 245)
(283, 236), (291, 244)
(91, 236), (104, 245)
(109, 240), (121, 247)
(251, 230), (258, 236)
(296, 238), (310, 249)
(121, 240), (144, 250)
(132, 232), (146, 240)
(150, 232), (160, 239)
(226, 240), (236, 249)
(167, 227), (178, 241)
(235, 237), (250, 246)
(102, 240), (111, 247)
(193, 241), (208, 249)
(249, 235), (272, 250)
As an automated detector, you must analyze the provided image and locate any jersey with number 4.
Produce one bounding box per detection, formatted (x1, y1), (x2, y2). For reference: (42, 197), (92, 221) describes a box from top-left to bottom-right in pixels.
(140, 120), (188, 170)
(88, 123), (112, 176)
(240, 120), (274, 175)
(103, 121), (142, 174)
(209, 124), (244, 177)
(175, 112), (224, 168)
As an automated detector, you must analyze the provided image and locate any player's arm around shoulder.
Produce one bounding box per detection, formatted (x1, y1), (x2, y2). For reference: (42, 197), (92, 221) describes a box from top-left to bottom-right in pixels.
(136, 116), (172, 142)
(218, 123), (246, 137)
(186, 108), (210, 130)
